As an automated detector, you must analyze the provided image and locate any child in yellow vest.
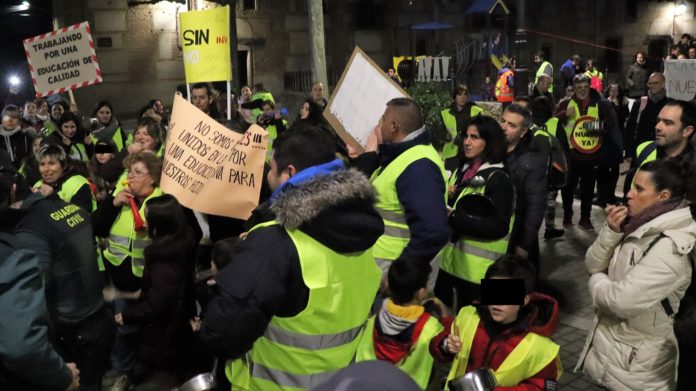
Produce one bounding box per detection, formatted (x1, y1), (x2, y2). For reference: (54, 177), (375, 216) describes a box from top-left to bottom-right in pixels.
(436, 255), (562, 390)
(355, 259), (453, 389)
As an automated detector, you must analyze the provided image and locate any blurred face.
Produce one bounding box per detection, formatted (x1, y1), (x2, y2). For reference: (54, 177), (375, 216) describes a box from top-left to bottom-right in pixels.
(609, 84), (619, 98)
(500, 110), (526, 149)
(51, 103), (64, 120)
(61, 120), (77, 138)
(127, 161), (154, 197)
(655, 105), (694, 150)
(455, 92), (468, 108)
(380, 106), (397, 142)
(2, 114), (18, 129)
(647, 75), (665, 95)
(97, 106), (112, 125)
(39, 156), (64, 185)
(134, 126), (157, 151)
(689, 48), (696, 59)
(387, 69), (395, 77)
(312, 83), (324, 100)
(574, 81), (590, 100)
(192, 87), (212, 113)
(38, 101), (48, 115)
(241, 86), (252, 99)
(24, 102), (37, 117)
(534, 55), (541, 64)
(32, 137), (43, 156)
(300, 102), (310, 120)
(586, 60), (594, 70)
(537, 76), (550, 92)
(462, 125), (486, 160)
(153, 100), (164, 114)
(636, 53), (645, 64)
(565, 86), (574, 98)
(627, 170), (669, 216)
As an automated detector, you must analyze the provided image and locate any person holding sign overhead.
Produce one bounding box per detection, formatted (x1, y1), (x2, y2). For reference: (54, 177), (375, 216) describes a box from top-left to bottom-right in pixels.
(352, 97), (449, 286)
(554, 74), (619, 232)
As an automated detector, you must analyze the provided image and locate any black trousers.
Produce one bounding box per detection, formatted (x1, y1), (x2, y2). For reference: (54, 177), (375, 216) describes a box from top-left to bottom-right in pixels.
(595, 164), (620, 205)
(54, 306), (115, 391)
(562, 159), (597, 219)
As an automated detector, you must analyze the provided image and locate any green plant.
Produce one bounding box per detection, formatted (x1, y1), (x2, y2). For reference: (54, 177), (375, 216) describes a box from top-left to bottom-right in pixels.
(406, 82), (451, 151)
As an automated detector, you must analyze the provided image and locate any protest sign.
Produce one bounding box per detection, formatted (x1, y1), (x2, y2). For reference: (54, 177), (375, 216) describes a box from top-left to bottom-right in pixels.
(161, 94), (267, 219)
(324, 47), (409, 151)
(664, 59), (696, 101)
(179, 6), (231, 83)
(23, 22), (102, 98)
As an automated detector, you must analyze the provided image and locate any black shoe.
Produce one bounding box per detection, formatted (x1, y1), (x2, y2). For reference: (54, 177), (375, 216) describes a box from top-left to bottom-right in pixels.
(544, 228), (565, 239)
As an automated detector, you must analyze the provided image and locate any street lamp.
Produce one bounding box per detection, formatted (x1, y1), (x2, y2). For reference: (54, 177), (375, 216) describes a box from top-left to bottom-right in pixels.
(8, 75), (20, 87)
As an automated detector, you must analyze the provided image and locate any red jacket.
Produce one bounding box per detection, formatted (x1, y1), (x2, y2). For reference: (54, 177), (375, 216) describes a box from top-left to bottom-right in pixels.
(432, 292), (561, 391)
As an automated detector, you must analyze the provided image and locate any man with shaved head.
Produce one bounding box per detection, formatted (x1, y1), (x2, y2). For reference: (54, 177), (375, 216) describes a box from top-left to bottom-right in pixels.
(625, 72), (669, 155)
(351, 97), (449, 287)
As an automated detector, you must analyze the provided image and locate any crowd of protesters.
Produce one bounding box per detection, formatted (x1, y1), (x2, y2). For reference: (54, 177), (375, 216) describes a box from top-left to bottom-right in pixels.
(1, 36), (696, 391)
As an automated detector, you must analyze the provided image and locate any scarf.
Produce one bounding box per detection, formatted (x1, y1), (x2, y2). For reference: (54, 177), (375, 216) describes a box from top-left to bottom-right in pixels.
(269, 158), (345, 203)
(377, 298), (424, 336)
(460, 158), (484, 185)
(622, 198), (684, 236)
(91, 117), (120, 143)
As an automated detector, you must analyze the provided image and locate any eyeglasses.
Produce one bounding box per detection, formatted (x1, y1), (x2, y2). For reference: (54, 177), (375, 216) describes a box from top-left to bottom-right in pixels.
(127, 169), (150, 177)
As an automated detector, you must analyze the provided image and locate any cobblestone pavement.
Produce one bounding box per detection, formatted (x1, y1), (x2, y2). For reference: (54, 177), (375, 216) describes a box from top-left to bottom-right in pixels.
(540, 197), (610, 390)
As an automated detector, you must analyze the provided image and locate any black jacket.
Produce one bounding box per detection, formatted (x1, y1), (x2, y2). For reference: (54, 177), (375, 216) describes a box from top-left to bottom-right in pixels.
(199, 168), (384, 359)
(626, 94), (669, 147)
(506, 132), (548, 252)
(121, 229), (197, 371)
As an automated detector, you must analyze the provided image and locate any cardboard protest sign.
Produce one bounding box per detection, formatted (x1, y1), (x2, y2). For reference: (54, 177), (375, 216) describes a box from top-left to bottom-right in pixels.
(324, 47), (409, 151)
(161, 95), (267, 219)
(23, 22), (102, 98)
(664, 59), (696, 101)
(179, 6), (231, 83)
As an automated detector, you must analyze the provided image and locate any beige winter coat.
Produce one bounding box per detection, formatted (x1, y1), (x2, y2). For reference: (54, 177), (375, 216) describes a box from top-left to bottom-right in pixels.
(576, 205), (696, 391)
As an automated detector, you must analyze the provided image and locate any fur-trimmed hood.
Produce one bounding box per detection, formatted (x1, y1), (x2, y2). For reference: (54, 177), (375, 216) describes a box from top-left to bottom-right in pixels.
(270, 168), (384, 253)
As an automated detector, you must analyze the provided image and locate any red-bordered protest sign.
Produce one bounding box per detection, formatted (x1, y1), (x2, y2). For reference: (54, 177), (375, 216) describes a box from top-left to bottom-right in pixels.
(23, 21), (102, 98)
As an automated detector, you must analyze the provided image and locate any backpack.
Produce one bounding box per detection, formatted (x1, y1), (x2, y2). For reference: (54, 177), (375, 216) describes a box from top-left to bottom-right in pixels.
(534, 126), (568, 190)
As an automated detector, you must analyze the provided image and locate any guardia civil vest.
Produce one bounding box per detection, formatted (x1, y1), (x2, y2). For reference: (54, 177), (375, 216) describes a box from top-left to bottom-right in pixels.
(535, 61), (553, 93)
(34, 175), (96, 212)
(370, 144), (445, 272)
(563, 100), (602, 154)
(89, 126), (130, 152)
(437, 164), (514, 284)
(103, 187), (162, 278)
(446, 306), (561, 388)
(229, 220), (381, 390)
(251, 91), (274, 123)
(356, 314), (443, 389)
(495, 70), (514, 103)
(440, 106), (483, 160)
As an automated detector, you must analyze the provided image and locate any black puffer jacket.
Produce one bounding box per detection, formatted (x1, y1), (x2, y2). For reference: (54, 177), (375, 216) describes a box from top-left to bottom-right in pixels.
(200, 168), (384, 359)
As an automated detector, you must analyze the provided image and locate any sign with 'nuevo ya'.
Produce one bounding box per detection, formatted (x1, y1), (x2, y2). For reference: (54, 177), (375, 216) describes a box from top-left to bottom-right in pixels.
(161, 94), (267, 219)
(23, 22), (102, 97)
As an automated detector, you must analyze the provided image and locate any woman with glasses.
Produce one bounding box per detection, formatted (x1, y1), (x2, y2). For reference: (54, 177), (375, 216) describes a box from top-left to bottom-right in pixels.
(91, 151), (163, 390)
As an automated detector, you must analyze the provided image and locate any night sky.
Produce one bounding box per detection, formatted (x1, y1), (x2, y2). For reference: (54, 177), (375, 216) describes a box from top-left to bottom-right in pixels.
(0, 0), (53, 104)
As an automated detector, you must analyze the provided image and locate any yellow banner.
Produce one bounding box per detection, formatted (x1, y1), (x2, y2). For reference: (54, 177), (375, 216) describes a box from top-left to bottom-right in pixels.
(179, 6), (231, 83)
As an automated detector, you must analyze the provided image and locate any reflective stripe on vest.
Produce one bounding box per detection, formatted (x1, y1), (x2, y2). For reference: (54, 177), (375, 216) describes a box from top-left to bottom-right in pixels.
(563, 100), (600, 151)
(69, 142), (89, 163)
(36, 175), (96, 212)
(370, 144), (446, 265)
(635, 141), (657, 168)
(265, 120), (288, 162)
(446, 306), (561, 387)
(103, 187), (162, 277)
(535, 61), (553, 93)
(356, 315), (443, 389)
(437, 166), (513, 283)
(243, 221), (381, 390)
(440, 107), (483, 160)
